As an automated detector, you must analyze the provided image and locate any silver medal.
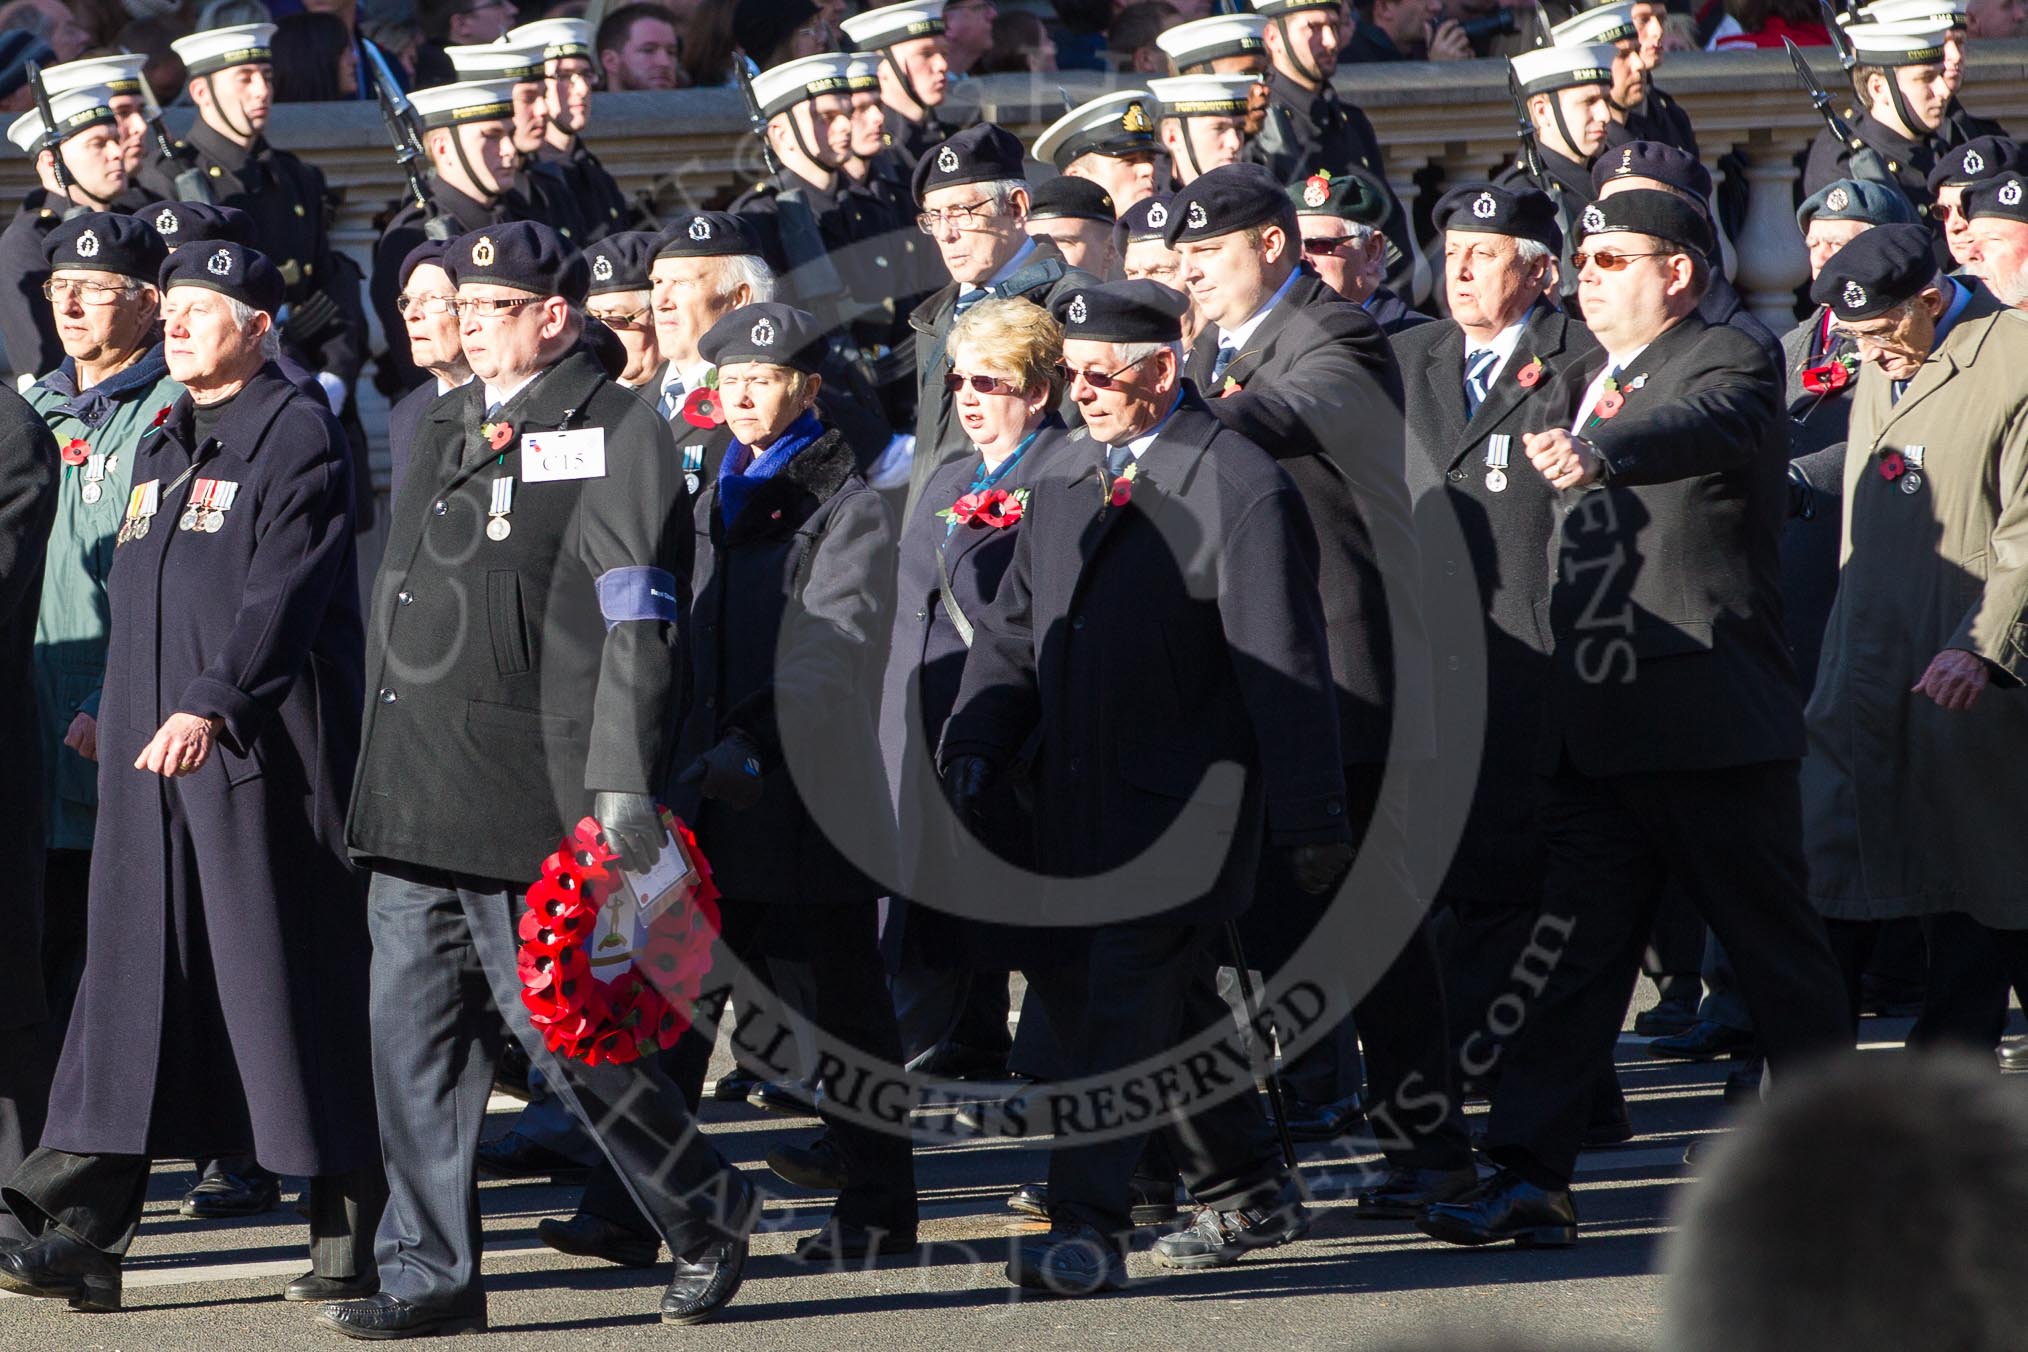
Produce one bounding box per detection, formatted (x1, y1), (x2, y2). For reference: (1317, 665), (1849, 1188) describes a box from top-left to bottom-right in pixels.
(81, 481), (101, 504)
(685, 471), (700, 496)
(202, 511), (223, 533)
(1901, 471), (1923, 494)
(178, 508), (199, 531)
(1485, 468), (1508, 493)
(132, 516), (149, 540)
(486, 515), (512, 540)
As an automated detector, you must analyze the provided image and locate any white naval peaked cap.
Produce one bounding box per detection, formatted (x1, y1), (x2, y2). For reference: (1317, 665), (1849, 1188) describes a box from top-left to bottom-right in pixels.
(1155, 14), (1269, 69)
(1511, 43), (1616, 96)
(39, 54), (148, 99)
(1553, 2), (1638, 47)
(1855, 0), (1966, 24)
(1146, 73), (1258, 118)
(7, 85), (117, 155)
(508, 18), (593, 60)
(750, 53), (854, 119)
(446, 40), (548, 83)
(1844, 18), (1953, 63)
(841, 0), (947, 50)
(843, 54), (880, 91)
(1033, 90), (1158, 169)
(408, 77), (520, 130)
(170, 23), (276, 78)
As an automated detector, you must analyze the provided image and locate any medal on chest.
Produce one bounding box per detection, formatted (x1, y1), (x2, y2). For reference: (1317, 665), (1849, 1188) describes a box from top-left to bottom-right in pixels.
(116, 479), (160, 544)
(80, 451), (114, 505)
(683, 444), (703, 498)
(180, 477), (240, 532)
(487, 475), (515, 540)
(1900, 444), (1925, 494)
(1483, 434), (1511, 493)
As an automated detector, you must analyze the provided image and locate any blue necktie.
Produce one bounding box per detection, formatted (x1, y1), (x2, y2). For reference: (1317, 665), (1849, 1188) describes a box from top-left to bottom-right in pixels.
(1464, 348), (1498, 417)
(1104, 442), (1135, 476)
(658, 377), (684, 422)
(955, 286), (987, 316)
(1209, 342), (1239, 387)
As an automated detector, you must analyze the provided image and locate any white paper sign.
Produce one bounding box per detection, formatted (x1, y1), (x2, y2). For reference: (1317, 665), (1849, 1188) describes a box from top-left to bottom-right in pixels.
(520, 427), (608, 482)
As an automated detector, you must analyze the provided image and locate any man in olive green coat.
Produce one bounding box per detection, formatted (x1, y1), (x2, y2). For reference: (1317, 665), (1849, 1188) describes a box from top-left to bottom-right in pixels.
(1802, 223), (2028, 1040)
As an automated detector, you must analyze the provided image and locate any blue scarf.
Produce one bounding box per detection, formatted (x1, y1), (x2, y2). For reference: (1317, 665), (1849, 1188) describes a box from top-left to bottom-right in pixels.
(717, 409), (824, 527)
(946, 429), (1039, 539)
(37, 343), (170, 428)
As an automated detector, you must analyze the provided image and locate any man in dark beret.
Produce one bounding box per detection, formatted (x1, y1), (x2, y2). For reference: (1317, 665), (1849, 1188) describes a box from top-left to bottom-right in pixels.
(1419, 189), (1850, 1250)
(582, 231), (660, 389)
(1964, 169), (2028, 307)
(943, 278), (1351, 1295)
(383, 239), (470, 502)
(906, 122), (1096, 510)
(1026, 175), (1118, 276)
(1926, 134), (2021, 270)
(337, 219), (757, 1334)
(1287, 164), (1428, 330)
(1802, 221), (2028, 1044)
(147, 201), (258, 251)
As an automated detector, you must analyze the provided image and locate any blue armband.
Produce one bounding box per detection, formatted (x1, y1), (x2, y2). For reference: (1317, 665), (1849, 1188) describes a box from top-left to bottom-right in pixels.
(595, 566), (682, 631)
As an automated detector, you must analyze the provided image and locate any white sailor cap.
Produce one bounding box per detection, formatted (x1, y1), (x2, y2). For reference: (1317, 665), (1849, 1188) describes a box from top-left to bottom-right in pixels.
(446, 40), (547, 83)
(1147, 73), (1257, 120)
(170, 23), (276, 79)
(843, 54), (880, 92)
(751, 53), (854, 119)
(1033, 91), (1158, 170)
(7, 85), (117, 155)
(1854, 0), (1966, 25)
(408, 78), (519, 130)
(508, 18), (594, 61)
(39, 54), (147, 100)
(1155, 14), (1269, 70)
(1553, 2), (1638, 47)
(1248, 0), (1344, 15)
(1845, 18), (1953, 64)
(1511, 43), (1616, 96)
(842, 0), (946, 50)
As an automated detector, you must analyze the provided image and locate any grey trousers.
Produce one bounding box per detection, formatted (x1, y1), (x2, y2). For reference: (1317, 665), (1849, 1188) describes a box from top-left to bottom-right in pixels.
(365, 864), (751, 1313)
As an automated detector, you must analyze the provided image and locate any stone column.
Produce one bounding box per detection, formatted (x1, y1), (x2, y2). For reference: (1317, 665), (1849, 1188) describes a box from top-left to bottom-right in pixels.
(1730, 132), (1813, 331)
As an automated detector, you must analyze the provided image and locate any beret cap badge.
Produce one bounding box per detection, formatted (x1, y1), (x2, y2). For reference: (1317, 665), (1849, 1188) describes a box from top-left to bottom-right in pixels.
(1145, 202), (1168, 228)
(1826, 186), (1851, 211)
(689, 217), (712, 240)
(1067, 294), (1088, 323)
(2003, 179), (2025, 207)
(1473, 191), (1496, 220)
(1842, 278), (1867, 309)
(75, 229), (99, 258)
(591, 254), (614, 280)
(472, 235), (496, 266)
(207, 248), (232, 277)
(155, 208), (179, 234)
(1964, 150), (1985, 174)
(1580, 203), (1606, 234)
(1302, 173), (1330, 208)
(751, 317), (776, 346)
(936, 144), (959, 173)
(1186, 201), (1209, 229)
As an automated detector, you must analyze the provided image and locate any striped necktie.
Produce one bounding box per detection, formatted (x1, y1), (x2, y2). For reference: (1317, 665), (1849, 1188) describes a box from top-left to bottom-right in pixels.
(1464, 348), (1498, 417)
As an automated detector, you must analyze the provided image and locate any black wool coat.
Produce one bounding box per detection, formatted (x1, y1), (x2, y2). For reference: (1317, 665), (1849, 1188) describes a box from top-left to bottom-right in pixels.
(942, 392), (1350, 929)
(1185, 267), (1430, 766)
(349, 348), (692, 885)
(0, 388), (57, 1027)
(44, 365), (375, 1174)
(1395, 304), (1598, 902)
(1541, 313), (1800, 777)
(1781, 306), (1857, 463)
(665, 425), (895, 915)
(0, 191), (64, 381)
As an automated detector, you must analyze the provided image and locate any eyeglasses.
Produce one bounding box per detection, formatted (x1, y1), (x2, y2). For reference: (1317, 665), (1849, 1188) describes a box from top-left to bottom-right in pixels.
(1572, 249), (1670, 272)
(587, 306), (651, 330)
(451, 295), (542, 319)
(944, 371), (1023, 395)
(1301, 236), (1358, 255)
(395, 292), (457, 317)
(1056, 350), (1155, 390)
(917, 200), (1003, 234)
(43, 278), (136, 305)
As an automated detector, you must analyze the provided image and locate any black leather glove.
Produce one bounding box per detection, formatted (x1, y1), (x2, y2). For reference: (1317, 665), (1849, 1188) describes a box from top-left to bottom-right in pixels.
(677, 730), (765, 810)
(941, 754), (996, 831)
(1286, 840), (1354, 896)
(592, 790), (663, 874)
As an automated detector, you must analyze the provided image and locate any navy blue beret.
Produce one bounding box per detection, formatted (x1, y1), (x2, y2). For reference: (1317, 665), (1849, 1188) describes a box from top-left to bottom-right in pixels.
(1162, 162), (1295, 247)
(159, 240), (285, 315)
(43, 212), (167, 283)
(699, 302), (826, 373)
(911, 122), (1028, 206)
(149, 200), (258, 249)
(447, 220), (589, 306)
(1050, 279), (1188, 344)
(1432, 181), (1563, 254)
(585, 230), (659, 295)
(1810, 223), (1938, 322)
(653, 211), (761, 261)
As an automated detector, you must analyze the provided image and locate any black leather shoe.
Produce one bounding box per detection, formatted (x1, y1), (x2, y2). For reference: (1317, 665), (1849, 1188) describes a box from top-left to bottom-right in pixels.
(181, 1164), (281, 1218)
(493, 1042), (538, 1102)
(1632, 1001), (1698, 1038)
(1352, 1165), (1479, 1219)
(317, 1292), (487, 1339)
(906, 1042), (1010, 1081)
(475, 1131), (591, 1183)
(286, 1270), (378, 1302)
(0, 1229), (121, 1311)
(711, 1067), (763, 1101)
(661, 1235), (747, 1324)
(536, 1212), (659, 1268)
(952, 1084), (1035, 1135)
(2001, 1039), (2028, 1072)
(748, 1078), (821, 1116)
(1005, 1179), (1178, 1226)
(1149, 1196), (1311, 1270)
(1271, 1091), (1366, 1142)
(1417, 1167), (1577, 1248)
(1647, 1019), (1757, 1062)
(1007, 1222), (1127, 1296)
(791, 1219), (919, 1263)
(767, 1135), (851, 1191)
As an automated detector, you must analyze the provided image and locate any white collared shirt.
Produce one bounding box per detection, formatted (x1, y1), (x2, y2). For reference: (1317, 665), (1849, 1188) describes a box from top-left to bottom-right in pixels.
(1461, 314), (1530, 389)
(1570, 342), (1652, 432)
(481, 371), (538, 411)
(1213, 266), (1304, 355)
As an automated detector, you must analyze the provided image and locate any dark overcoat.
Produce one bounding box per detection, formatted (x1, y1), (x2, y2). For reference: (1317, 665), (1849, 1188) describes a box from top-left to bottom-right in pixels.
(942, 391), (1350, 929)
(1396, 303), (1597, 902)
(42, 365), (374, 1173)
(348, 348), (691, 884)
(0, 388), (57, 1027)
(1781, 305), (1858, 462)
(665, 425), (894, 915)
(0, 191), (64, 381)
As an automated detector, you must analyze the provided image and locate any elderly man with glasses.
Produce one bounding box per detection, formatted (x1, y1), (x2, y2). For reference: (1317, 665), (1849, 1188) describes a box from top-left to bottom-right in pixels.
(1287, 163), (1430, 333)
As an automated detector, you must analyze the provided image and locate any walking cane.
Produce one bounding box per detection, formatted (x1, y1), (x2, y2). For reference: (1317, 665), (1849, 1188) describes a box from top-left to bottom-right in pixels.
(1223, 920), (1301, 1176)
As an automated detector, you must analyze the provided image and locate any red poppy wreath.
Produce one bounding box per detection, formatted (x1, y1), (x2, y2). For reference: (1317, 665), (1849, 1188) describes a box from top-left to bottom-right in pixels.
(517, 806), (721, 1066)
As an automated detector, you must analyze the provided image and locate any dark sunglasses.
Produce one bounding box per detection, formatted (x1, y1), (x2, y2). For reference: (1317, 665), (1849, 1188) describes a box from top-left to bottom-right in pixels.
(1055, 350), (1155, 390)
(943, 371), (1021, 395)
(1301, 236), (1357, 255)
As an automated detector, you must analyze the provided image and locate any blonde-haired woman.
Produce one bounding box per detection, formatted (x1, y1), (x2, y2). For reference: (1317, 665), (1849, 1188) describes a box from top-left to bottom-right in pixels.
(877, 296), (1085, 1094)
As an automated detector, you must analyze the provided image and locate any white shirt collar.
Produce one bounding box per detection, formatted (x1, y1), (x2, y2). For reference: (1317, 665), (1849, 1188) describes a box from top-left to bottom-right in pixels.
(1462, 313), (1531, 387)
(1214, 266), (1303, 354)
(481, 371), (538, 410)
(1570, 341), (1652, 433)
(434, 373), (470, 396)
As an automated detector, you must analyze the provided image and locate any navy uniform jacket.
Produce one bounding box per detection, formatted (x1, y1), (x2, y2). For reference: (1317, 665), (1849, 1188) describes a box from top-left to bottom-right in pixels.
(942, 390), (1350, 929)
(44, 365), (375, 1174)
(0, 190), (67, 381)
(878, 103), (952, 177)
(139, 120), (369, 392)
(0, 388), (57, 1027)
(665, 425), (894, 913)
(1495, 149), (1593, 307)
(643, 360), (736, 492)
(1185, 266), (1428, 767)
(1542, 313), (1799, 776)
(1625, 86), (1698, 157)
(348, 347), (692, 884)
(512, 160), (590, 246)
(372, 178), (520, 396)
(1395, 304), (1597, 902)
(1365, 284), (1432, 336)
(547, 137), (646, 241)
(1802, 113), (1940, 229)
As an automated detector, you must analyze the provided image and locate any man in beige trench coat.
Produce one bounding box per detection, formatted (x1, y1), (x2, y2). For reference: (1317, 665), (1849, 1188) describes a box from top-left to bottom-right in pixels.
(1802, 222), (2028, 1046)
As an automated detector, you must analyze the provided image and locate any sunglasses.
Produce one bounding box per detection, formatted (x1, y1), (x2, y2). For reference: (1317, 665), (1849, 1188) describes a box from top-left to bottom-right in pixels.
(1572, 249), (1670, 272)
(1301, 236), (1357, 255)
(944, 371), (1021, 395)
(1055, 350), (1155, 390)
